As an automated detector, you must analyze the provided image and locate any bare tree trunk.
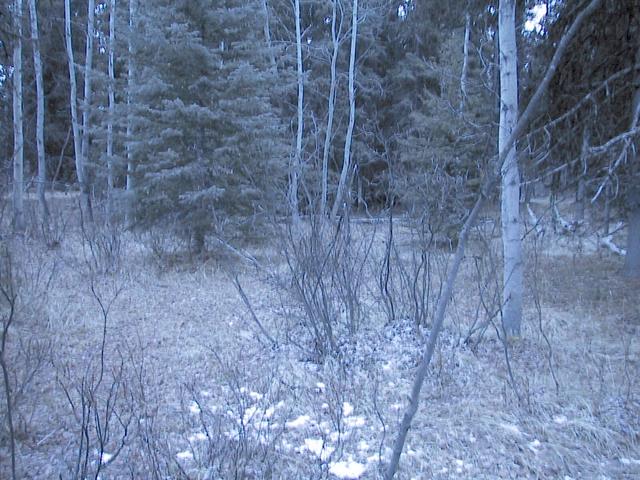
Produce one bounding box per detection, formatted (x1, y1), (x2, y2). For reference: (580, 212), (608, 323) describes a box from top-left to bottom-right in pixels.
(290, 0), (303, 224)
(460, 11), (471, 113)
(107, 0), (116, 221)
(624, 50), (640, 277)
(575, 127), (589, 223)
(126, 0), (137, 223)
(80, 0), (95, 223)
(321, 0), (340, 217)
(383, 1), (603, 477)
(29, 0), (48, 225)
(499, 0), (522, 338)
(65, 0), (88, 219)
(261, 0), (277, 71)
(331, 0), (358, 219)
(12, 0), (24, 233)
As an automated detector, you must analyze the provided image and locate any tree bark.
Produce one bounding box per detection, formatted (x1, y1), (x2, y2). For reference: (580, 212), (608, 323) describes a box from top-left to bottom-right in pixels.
(65, 0), (88, 218)
(107, 0), (116, 222)
(321, 0), (340, 217)
(499, 0), (522, 338)
(290, 0), (303, 224)
(460, 11), (471, 113)
(623, 48), (640, 277)
(383, 1), (603, 477)
(575, 127), (589, 223)
(12, 0), (24, 232)
(331, 0), (358, 220)
(80, 0), (95, 223)
(29, 0), (48, 224)
(126, 0), (137, 217)
(261, 0), (277, 71)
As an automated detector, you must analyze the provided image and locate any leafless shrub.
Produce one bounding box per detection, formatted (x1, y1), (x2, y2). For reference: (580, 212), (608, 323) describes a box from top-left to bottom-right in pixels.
(281, 210), (375, 360)
(54, 276), (134, 480)
(0, 239), (55, 480)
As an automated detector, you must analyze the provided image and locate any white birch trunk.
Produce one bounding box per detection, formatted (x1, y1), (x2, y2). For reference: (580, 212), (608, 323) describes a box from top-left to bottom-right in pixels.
(64, 0), (86, 212)
(29, 0), (48, 223)
(126, 0), (137, 195)
(290, 0), (303, 224)
(107, 0), (116, 219)
(623, 48), (640, 277)
(12, 0), (24, 232)
(320, 0), (339, 217)
(80, 0), (95, 222)
(460, 12), (471, 113)
(331, 0), (358, 220)
(499, 0), (523, 337)
(261, 0), (277, 71)
(575, 127), (589, 223)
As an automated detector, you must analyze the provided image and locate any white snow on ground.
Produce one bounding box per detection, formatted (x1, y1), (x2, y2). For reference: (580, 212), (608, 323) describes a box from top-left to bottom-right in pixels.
(500, 422), (522, 435)
(265, 406), (276, 418)
(286, 414), (311, 428)
(249, 391), (263, 401)
(303, 438), (335, 460)
(344, 415), (366, 428)
(528, 439), (541, 452)
(189, 401), (201, 414)
(99, 452), (113, 464)
(242, 405), (259, 425)
(329, 458), (367, 479)
(553, 414), (568, 425)
(316, 382), (326, 391)
(188, 432), (207, 442)
(620, 458), (640, 465)
(176, 450), (193, 460)
(342, 402), (354, 417)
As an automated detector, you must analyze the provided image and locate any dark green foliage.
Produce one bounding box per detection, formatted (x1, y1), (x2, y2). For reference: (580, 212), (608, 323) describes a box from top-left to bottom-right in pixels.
(131, 0), (288, 246)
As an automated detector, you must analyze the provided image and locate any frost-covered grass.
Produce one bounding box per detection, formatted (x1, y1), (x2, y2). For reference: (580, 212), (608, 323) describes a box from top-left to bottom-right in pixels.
(0, 216), (638, 479)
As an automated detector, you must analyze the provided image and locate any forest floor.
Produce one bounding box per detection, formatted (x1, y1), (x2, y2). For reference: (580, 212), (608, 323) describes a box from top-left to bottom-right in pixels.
(1, 200), (639, 479)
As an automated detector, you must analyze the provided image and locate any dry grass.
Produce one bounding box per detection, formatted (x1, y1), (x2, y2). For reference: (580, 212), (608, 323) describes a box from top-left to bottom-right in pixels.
(0, 213), (638, 479)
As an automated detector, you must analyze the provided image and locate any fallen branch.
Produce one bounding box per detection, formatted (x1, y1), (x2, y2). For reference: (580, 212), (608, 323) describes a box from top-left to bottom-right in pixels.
(600, 235), (626, 256)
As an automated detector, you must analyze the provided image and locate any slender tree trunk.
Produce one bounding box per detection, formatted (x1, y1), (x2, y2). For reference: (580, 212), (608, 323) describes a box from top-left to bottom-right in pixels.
(460, 11), (471, 113)
(603, 183), (611, 235)
(126, 0), (137, 221)
(290, 0), (303, 224)
(80, 0), (95, 223)
(499, 0), (522, 338)
(384, 4), (603, 477)
(331, 0), (358, 219)
(107, 0), (116, 221)
(575, 127), (589, 223)
(261, 0), (277, 71)
(624, 50), (640, 277)
(12, 0), (24, 233)
(65, 0), (87, 217)
(29, 0), (48, 225)
(321, 0), (339, 217)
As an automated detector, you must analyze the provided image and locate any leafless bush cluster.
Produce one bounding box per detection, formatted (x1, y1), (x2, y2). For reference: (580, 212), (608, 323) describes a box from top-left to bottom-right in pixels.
(282, 211), (375, 359)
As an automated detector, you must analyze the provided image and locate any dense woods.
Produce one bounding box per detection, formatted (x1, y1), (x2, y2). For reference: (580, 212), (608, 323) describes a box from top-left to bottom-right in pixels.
(0, 1), (639, 478)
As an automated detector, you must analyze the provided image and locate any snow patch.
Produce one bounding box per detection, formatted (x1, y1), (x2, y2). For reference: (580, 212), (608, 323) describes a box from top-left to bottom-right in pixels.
(188, 432), (207, 442)
(286, 415), (311, 428)
(189, 401), (201, 414)
(249, 391), (264, 401)
(500, 422), (521, 435)
(176, 450), (193, 460)
(303, 438), (335, 460)
(329, 459), (367, 479)
(344, 415), (366, 428)
(342, 402), (354, 417)
(553, 415), (568, 425)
